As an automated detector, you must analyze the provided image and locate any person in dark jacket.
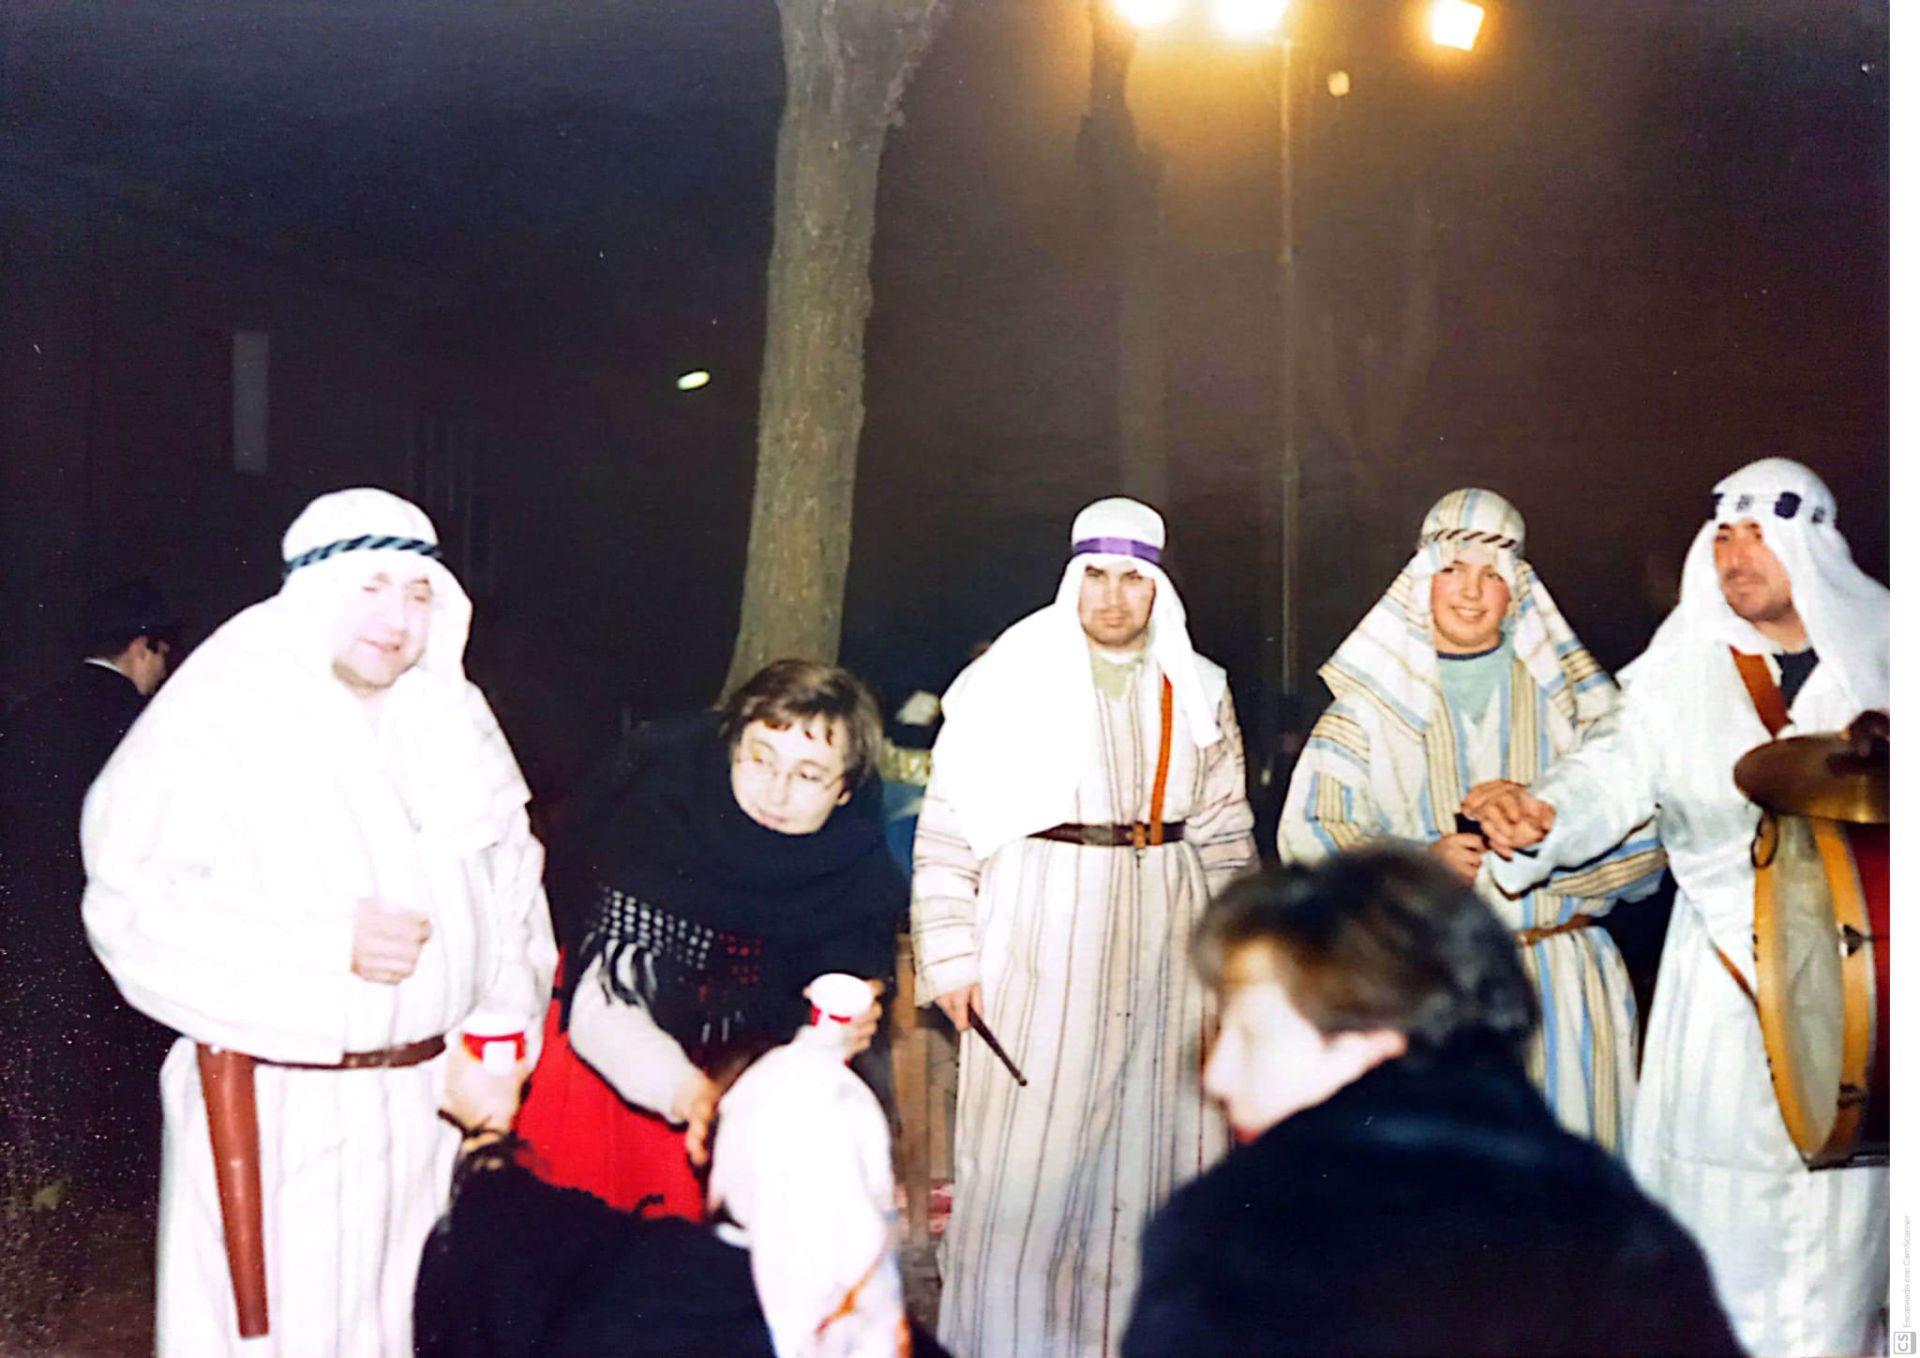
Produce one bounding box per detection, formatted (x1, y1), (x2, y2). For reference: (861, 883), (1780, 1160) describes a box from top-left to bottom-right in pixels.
(1123, 848), (1742, 1358)
(0, 578), (178, 1215)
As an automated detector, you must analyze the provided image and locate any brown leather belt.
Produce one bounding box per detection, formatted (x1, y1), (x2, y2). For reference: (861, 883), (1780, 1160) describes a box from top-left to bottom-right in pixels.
(1512, 913), (1592, 948)
(1032, 821), (1187, 848)
(263, 1035), (446, 1071)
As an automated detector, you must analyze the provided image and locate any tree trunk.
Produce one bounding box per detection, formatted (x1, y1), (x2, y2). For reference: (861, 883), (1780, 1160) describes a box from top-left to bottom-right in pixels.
(724, 0), (948, 692)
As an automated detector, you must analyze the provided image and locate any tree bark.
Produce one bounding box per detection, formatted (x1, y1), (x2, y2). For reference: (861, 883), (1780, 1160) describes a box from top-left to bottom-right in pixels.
(725, 0), (948, 692)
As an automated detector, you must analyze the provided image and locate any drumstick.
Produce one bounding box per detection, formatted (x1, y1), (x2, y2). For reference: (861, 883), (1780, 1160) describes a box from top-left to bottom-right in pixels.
(966, 1005), (1029, 1087)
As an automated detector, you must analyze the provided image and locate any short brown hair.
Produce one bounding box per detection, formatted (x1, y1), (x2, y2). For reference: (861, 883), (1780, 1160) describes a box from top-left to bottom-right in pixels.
(1194, 848), (1538, 1067)
(716, 659), (885, 787)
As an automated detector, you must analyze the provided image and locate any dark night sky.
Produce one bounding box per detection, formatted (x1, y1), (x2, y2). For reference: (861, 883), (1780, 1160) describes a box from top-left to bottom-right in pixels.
(0, 0), (1890, 781)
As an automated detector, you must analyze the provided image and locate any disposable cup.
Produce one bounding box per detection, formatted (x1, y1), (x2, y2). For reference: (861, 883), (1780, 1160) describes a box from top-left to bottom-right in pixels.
(460, 1008), (528, 1076)
(806, 972), (874, 1024)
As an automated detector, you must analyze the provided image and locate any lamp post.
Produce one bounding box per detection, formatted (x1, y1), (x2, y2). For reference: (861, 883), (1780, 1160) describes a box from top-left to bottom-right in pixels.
(1114, 0), (1480, 757)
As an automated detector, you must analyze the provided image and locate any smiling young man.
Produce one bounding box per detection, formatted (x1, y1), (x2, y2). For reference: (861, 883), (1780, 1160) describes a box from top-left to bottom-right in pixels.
(81, 488), (556, 1357)
(1471, 459), (1890, 1357)
(911, 496), (1256, 1358)
(1277, 488), (1664, 1153)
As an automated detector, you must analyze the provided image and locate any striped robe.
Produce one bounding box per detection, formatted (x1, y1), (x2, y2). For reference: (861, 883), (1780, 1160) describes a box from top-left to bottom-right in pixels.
(81, 604), (556, 1358)
(912, 666), (1256, 1358)
(1279, 650), (1664, 1150)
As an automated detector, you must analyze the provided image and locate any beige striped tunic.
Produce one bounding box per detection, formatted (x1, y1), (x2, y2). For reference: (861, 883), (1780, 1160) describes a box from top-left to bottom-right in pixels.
(913, 663), (1255, 1358)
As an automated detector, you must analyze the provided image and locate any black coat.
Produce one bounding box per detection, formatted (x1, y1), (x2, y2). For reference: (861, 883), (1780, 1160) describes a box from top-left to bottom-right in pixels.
(1123, 1057), (1743, 1358)
(0, 661), (167, 1207)
(0, 662), (147, 1017)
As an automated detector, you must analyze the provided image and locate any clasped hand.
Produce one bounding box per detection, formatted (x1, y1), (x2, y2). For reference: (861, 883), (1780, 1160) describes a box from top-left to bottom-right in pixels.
(1460, 779), (1557, 858)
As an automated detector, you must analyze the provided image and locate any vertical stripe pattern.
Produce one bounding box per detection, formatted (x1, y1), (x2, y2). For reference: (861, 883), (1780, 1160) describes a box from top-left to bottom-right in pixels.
(913, 670), (1256, 1358)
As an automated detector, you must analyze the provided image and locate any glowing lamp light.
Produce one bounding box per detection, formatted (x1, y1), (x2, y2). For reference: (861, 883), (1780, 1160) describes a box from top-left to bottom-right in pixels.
(1113, 0), (1181, 28)
(675, 370), (712, 391)
(1327, 69), (1351, 97)
(1210, 0), (1289, 39)
(1430, 0), (1485, 51)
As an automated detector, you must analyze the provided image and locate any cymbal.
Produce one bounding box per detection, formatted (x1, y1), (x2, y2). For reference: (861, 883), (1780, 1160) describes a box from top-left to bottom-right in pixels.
(1735, 735), (1889, 825)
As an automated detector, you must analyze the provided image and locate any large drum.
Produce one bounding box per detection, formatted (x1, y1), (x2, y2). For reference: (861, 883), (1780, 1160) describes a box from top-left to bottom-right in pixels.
(1739, 735), (1890, 1170)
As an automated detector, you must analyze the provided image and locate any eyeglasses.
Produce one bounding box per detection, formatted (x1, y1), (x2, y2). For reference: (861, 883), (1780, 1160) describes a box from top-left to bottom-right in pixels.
(734, 749), (843, 796)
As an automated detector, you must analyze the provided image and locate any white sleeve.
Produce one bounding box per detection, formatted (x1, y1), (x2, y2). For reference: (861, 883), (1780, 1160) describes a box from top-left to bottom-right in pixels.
(474, 806), (559, 1056)
(80, 729), (357, 1062)
(1489, 691), (1663, 896)
(566, 954), (700, 1119)
(725, 1067), (899, 1358)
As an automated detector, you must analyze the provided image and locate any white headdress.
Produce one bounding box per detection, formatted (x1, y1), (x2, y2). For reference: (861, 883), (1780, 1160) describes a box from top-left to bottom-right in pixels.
(1320, 488), (1614, 740)
(1653, 458), (1888, 712)
(931, 497), (1229, 859)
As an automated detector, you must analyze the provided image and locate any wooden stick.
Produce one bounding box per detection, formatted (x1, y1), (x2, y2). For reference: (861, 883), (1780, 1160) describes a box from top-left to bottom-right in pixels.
(967, 1004), (1028, 1087)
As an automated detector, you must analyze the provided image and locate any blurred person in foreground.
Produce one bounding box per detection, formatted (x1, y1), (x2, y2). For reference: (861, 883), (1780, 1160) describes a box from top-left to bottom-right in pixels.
(1123, 848), (1739, 1358)
(418, 987), (938, 1358)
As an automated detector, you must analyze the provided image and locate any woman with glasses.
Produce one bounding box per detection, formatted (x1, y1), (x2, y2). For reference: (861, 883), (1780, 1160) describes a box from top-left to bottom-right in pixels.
(514, 660), (903, 1220)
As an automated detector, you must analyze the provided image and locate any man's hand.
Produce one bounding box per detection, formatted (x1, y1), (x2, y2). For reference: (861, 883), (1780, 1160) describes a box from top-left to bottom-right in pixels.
(351, 898), (432, 984)
(846, 978), (888, 1058)
(1429, 832), (1487, 885)
(441, 1041), (525, 1135)
(934, 983), (983, 1034)
(1847, 709), (1890, 760)
(673, 1069), (722, 1169)
(1467, 785), (1557, 858)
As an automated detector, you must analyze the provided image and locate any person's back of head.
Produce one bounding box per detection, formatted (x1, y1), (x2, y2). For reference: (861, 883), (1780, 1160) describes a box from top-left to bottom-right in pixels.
(1194, 846), (1539, 1125)
(77, 578), (179, 695)
(1133, 850), (1738, 1358)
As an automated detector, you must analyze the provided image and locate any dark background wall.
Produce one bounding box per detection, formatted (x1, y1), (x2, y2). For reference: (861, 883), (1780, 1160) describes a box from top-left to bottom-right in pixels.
(0, 0), (1888, 806)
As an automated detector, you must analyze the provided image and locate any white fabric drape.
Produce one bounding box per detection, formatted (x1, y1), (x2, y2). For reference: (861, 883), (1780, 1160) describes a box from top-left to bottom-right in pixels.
(1489, 460), (1888, 1355)
(82, 489), (557, 1357)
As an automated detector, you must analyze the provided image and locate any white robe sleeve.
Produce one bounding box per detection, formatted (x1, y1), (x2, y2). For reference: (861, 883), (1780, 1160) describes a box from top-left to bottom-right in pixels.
(909, 765), (984, 1002)
(566, 954), (701, 1119)
(472, 804), (559, 1053)
(1488, 688), (1663, 896)
(80, 732), (357, 1061)
(712, 1050), (901, 1358)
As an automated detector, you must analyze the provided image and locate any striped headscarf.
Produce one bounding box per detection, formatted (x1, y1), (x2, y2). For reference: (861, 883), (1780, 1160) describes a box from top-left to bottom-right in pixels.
(1320, 488), (1614, 745)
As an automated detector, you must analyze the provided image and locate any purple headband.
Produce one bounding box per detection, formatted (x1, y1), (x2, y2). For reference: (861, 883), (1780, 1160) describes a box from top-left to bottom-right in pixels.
(1072, 536), (1162, 565)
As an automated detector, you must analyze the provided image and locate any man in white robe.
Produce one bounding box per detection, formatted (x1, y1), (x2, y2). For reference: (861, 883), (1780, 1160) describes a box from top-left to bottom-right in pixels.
(82, 488), (557, 1358)
(911, 497), (1256, 1358)
(1474, 458), (1889, 1356)
(1278, 488), (1664, 1149)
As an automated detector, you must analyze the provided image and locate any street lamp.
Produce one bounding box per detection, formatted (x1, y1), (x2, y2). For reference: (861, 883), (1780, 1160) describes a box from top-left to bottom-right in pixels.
(1431, 0), (1486, 52)
(1114, 0), (1479, 755)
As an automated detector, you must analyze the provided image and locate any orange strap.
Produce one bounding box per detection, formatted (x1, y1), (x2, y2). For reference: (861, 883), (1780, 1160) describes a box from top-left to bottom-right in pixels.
(1730, 647), (1790, 736)
(1723, 647), (1780, 1014)
(1147, 676), (1174, 847)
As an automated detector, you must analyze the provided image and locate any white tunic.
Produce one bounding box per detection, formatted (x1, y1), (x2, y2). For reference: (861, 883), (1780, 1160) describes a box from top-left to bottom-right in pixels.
(1492, 635), (1886, 1356)
(82, 604), (556, 1358)
(913, 668), (1256, 1358)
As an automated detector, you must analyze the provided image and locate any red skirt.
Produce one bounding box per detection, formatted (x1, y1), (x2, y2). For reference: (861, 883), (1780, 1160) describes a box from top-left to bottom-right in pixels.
(512, 994), (705, 1221)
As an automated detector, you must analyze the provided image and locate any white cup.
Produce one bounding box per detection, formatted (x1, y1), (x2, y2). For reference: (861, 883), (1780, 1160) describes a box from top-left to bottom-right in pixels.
(460, 1008), (528, 1077)
(803, 972), (874, 1059)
